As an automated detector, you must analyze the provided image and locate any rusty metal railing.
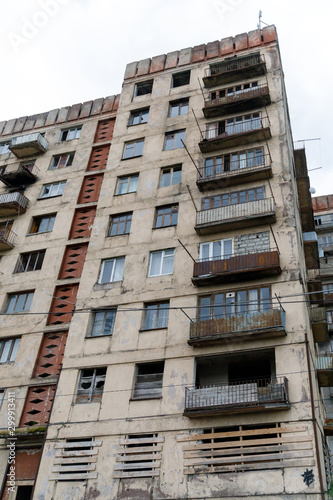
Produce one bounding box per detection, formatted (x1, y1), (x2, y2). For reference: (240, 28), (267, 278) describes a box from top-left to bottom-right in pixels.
(0, 192), (29, 210)
(205, 53), (265, 78)
(196, 198), (275, 227)
(205, 84), (269, 108)
(197, 153), (271, 182)
(0, 162), (39, 177)
(203, 116), (270, 141)
(0, 225), (17, 246)
(185, 376), (289, 412)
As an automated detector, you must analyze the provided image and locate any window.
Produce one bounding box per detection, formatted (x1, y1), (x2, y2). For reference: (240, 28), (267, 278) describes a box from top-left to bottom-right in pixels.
(0, 338), (20, 363)
(89, 310), (116, 337)
(199, 238), (233, 260)
(206, 113), (261, 139)
(122, 139), (144, 159)
(148, 249), (175, 277)
(202, 187), (264, 210)
(108, 213), (132, 236)
(154, 205), (178, 228)
(133, 362), (164, 399)
(0, 390), (4, 409)
(169, 99), (189, 117)
(76, 367), (106, 403)
(209, 81), (259, 101)
(116, 174), (139, 195)
(14, 250), (46, 273)
(60, 126), (81, 141)
(142, 302), (169, 330)
(99, 257), (125, 284)
(20, 160), (35, 172)
(172, 70), (190, 88)
(129, 108), (149, 126)
(327, 311), (333, 325)
(49, 153), (74, 170)
(323, 283), (333, 295)
(0, 142), (10, 155)
(116, 434), (163, 477)
(160, 165), (181, 187)
(319, 235), (333, 248)
(134, 80), (153, 97)
(29, 214), (56, 234)
(198, 287), (271, 321)
(5, 292), (34, 314)
(203, 148), (264, 178)
(40, 181), (66, 199)
(164, 130), (185, 151)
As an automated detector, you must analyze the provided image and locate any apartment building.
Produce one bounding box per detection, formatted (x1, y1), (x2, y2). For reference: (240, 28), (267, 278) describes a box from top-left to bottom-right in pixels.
(0, 25), (330, 500)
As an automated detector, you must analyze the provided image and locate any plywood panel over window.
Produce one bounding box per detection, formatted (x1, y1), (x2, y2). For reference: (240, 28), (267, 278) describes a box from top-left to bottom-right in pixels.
(69, 207), (96, 239)
(77, 174), (104, 204)
(86, 145), (110, 171)
(20, 385), (56, 427)
(58, 243), (88, 279)
(47, 284), (78, 325)
(34, 331), (68, 378)
(94, 118), (115, 143)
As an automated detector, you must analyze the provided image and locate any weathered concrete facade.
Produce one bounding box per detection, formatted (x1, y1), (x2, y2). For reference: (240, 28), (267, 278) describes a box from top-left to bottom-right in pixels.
(0, 26), (330, 499)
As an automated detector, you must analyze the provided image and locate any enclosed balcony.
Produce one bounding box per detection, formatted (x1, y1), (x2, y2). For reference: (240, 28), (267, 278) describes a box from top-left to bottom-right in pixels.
(303, 232), (319, 270)
(9, 133), (48, 159)
(318, 239), (333, 256)
(195, 198), (275, 235)
(197, 152), (272, 191)
(0, 222), (16, 251)
(324, 419), (333, 436)
(310, 307), (329, 342)
(203, 53), (266, 88)
(306, 269), (323, 305)
(316, 355), (333, 386)
(192, 248), (281, 286)
(199, 116), (271, 153)
(188, 307), (286, 347)
(203, 84), (270, 119)
(0, 162), (39, 187)
(0, 192), (29, 217)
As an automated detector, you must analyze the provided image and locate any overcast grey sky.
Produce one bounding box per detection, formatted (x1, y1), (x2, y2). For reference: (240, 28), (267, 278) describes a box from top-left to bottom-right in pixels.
(1, 0), (331, 195)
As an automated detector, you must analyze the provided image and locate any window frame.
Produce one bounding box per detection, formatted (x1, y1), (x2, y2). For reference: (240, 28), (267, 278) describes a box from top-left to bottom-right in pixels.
(49, 152), (74, 170)
(201, 187), (265, 210)
(59, 126), (82, 142)
(28, 214), (56, 235)
(141, 302), (169, 331)
(164, 130), (185, 151)
(122, 139), (144, 160)
(128, 108), (149, 126)
(199, 238), (234, 261)
(88, 309), (117, 337)
(168, 99), (189, 118)
(154, 204), (178, 228)
(148, 249), (175, 277)
(40, 181), (66, 199)
(108, 212), (132, 236)
(203, 147), (264, 178)
(159, 165), (182, 187)
(14, 250), (46, 273)
(75, 367), (107, 403)
(98, 257), (125, 284)
(134, 80), (153, 97)
(4, 291), (34, 314)
(0, 337), (20, 364)
(171, 70), (191, 88)
(115, 174), (139, 195)
(132, 361), (164, 400)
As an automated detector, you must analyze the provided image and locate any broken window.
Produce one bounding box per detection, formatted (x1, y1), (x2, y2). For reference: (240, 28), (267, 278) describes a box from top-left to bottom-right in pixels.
(49, 152), (74, 170)
(142, 302), (169, 330)
(14, 250), (46, 273)
(0, 337), (20, 363)
(148, 249), (175, 277)
(89, 310), (116, 337)
(160, 165), (181, 187)
(99, 257), (125, 284)
(76, 368), (107, 403)
(134, 80), (153, 97)
(172, 70), (190, 88)
(0, 142), (10, 155)
(29, 214), (56, 234)
(169, 99), (189, 117)
(5, 291), (34, 313)
(60, 126), (81, 141)
(129, 108), (149, 126)
(133, 362), (164, 399)
(164, 130), (185, 151)
(108, 213), (132, 236)
(40, 181), (66, 199)
(154, 205), (178, 228)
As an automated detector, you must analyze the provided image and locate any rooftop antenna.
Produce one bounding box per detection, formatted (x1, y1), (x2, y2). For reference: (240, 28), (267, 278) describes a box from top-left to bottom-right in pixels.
(257, 10), (269, 29)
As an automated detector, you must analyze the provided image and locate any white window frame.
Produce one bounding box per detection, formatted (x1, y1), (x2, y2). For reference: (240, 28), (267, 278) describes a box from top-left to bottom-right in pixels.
(116, 175), (139, 195)
(199, 238), (234, 261)
(40, 181), (66, 199)
(148, 249), (175, 277)
(99, 257), (125, 284)
(0, 338), (20, 363)
(60, 126), (82, 141)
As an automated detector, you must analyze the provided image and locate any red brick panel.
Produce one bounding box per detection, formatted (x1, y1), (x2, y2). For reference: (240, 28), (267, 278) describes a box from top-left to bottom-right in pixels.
(20, 385), (56, 427)
(47, 284), (79, 326)
(77, 174), (104, 204)
(94, 118), (115, 143)
(58, 243), (88, 279)
(34, 331), (68, 378)
(86, 145), (110, 171)
(69, 207), (96, 239)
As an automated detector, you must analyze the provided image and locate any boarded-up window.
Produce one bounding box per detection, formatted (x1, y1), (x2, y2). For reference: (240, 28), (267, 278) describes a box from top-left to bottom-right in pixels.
(133, 362), (164, 399)
(94, 118), (115, 143)
(51, 439), (101, 481)
(69, 207), (96, 239)
(20, 385), (56, 427)
(86, 145), (110, 172)
(77, 174), (104, 204)
(114, 434), (164, 478)
(47, 284), (78, 326)
(1, 449), (41, 499)
(34, 331), (68, 378)
(58, 243), (88, 279)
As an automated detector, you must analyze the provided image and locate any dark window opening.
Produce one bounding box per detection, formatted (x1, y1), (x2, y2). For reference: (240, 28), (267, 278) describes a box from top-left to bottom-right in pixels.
(172, 71), (191, 88)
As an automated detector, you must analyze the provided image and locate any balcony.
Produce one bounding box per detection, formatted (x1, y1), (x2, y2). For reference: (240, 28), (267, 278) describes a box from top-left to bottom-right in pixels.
(324, 419), (333, 437)
(294, 148), (316, 234)
(319, 241), (333, 255)
(188, 307), (286, 347)
(184, 377), (290, 417)
(314, 221), (333, 233)
(9, 133), (48, 159)
(203, 53), (266, 88)
(192, 248), (281, 286)
(324, 291), (333, 305)
(306, 269), (323, 305)
(195, 198), (275, 235)
(303, 232), (320, 270)
(0, 192), (29, 217)
(199, 117), (271, 153)
(0, 162), (39, 187)
(0, 224), (16, 251)
(316, 355), (333, 387)
(310, 307), (329, 342)
(203, 84), (271, 119)
(197, 154), (272, 191)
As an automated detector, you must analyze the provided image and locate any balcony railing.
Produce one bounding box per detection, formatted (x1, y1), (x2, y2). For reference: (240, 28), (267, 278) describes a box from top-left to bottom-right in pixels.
(203, 84), (270, 118)
(0, 225), (17, 250)
(197, 153), (272, 190)
(0, 192), (29, 216)
(199, 117), (271, 153)
(203, 53), (266, 88)
(184, 377), (289, 417)
(315, 221), (333, 232)
(316, 354), (333, 387)
(195, 198), (275, 235)
(192, 248), (281, 286)
(0, 162), (39, 187)
(310, 307), (329, 342)
(188, 307), (285, 347)
(9, 133), (48, 159)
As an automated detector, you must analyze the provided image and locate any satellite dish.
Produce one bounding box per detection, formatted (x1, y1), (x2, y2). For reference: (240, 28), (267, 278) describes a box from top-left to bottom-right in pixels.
(309, 187), (316, 194)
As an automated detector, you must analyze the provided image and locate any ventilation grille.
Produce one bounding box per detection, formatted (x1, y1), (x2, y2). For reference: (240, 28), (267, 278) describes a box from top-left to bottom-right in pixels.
(86, 145), (110, 171)
(114, 434), (164, 478)
(77, 174), (104, 204)
(50, 438), (102, 481)
(20, 385), (56, 427)
(177, 424), (314, 475)
(47, 284), (78, 325)
(59, 244), (88, 279)
(94, 118), (115, 143)
(69, 207), (96, 239)
(34, 331), (68, 378)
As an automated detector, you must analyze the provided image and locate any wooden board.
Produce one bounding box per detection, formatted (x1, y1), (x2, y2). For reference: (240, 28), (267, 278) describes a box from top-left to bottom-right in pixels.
(52, 464), (96, 472)
(54, 457), (98, 465)
(50, 472), (98, 480)
(55, 440), (102, 449)
(185, 458), (316, 475)
(56, 449), (99, 457)
(114, 462), (160, 470)
(184, 442), (313, 459)
(113, 470), (159, 478)
(119, 437), (164, 445)
(177, 425), (307, 442)
(182, 435), (312, 451)
(116, 453), (162, 462)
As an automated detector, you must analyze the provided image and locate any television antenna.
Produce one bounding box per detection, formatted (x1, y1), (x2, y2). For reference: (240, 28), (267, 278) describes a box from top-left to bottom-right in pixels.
(257, 10), (269, 29)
